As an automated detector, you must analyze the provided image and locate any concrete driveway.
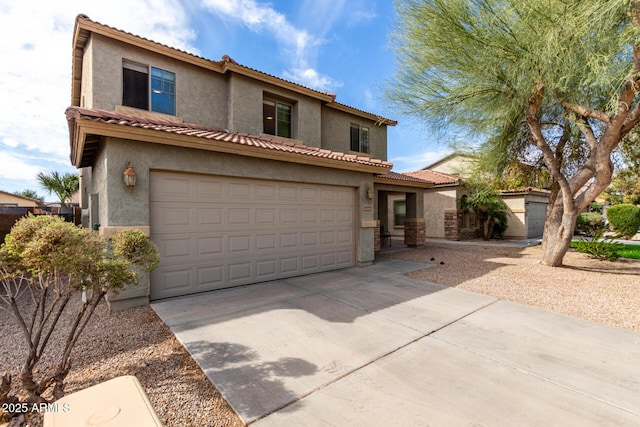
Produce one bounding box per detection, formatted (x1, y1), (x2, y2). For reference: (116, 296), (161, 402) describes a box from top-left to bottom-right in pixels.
(152, 258), (640, 426)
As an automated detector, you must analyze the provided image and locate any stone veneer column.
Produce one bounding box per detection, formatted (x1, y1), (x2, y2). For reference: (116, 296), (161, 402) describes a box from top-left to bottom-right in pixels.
(374, 220), (381, 253)
(444, 209), (461, 240)
(404, 218), (426, 247)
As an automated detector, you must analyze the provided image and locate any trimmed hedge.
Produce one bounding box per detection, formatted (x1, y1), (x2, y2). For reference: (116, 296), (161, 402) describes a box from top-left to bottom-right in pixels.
(575, 212), (604, 237)
(607, 204), (640, 239)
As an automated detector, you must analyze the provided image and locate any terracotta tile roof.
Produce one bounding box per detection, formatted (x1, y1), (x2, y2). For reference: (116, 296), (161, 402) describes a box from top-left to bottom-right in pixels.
(66, 107), (392, 169)
(405, 169), (460, 186)
(377, 171), (434, 184)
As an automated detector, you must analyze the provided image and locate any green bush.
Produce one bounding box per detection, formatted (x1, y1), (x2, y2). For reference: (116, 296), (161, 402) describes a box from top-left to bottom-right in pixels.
(575, 212), (605, 236)
(589, 202), (603, 214)
(572, 229), (624, 261)
(606, 204), (640, 239)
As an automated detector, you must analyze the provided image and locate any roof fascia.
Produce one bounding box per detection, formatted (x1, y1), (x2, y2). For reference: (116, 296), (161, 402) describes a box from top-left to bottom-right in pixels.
(373, 176), (434, 189)
(326, 102), (397, 126)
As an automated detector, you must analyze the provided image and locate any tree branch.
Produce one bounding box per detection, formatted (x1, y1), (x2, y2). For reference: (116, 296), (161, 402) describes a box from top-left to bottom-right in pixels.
(620, 101), (640, 137)
(525, 83), (574, 212)
(560, 100), (610, 124)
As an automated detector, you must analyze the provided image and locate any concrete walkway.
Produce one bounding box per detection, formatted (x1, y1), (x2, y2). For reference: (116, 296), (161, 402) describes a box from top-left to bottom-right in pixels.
(152, 259), (640, 426)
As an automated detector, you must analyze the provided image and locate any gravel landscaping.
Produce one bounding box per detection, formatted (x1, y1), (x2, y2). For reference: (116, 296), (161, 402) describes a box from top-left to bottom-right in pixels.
(2, 241), (638, 426)
(382, 241), (640, 332)
(0, 297), (243, 427)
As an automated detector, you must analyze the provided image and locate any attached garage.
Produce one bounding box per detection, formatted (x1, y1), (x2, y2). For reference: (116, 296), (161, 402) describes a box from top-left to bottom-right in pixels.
(150, 171), (356, 300)
(67, 108), (391, 309)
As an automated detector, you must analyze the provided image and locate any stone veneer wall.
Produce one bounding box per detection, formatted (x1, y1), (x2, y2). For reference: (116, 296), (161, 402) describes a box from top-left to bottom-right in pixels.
(445, 209), (480, 240)
(404, 218), (426, 247)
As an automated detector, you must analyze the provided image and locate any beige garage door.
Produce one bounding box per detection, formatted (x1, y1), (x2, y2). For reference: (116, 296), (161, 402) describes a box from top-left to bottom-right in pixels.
(149, 171), (356, 300)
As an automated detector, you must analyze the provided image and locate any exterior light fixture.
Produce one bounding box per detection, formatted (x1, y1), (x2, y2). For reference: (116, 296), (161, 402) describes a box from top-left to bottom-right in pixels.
(123, 162), (137, 193)
(366, 186), (374, 200)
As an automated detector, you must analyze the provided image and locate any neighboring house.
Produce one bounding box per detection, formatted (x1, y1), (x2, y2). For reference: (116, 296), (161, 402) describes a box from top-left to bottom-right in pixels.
(0, 190), (44, 207)
(67, 15), (431, 309)
(389, 153), (550, 241)
(0, 191), (45, 243)
(380, 170), (461, 240)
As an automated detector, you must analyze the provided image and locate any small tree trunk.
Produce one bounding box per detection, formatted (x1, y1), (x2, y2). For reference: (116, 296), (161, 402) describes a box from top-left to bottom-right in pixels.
(541, 198), (578, 266)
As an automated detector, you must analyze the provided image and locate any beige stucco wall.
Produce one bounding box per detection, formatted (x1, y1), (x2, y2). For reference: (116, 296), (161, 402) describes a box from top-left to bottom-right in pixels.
(227, 73), (322, 147)
(80, 37), (94, 108)
(85, 137), (377, 265)
(84, 34), (229, 128)
(430, 155), (476, 177)
(423, 187), (458, 238)
(501, 195), (526, 239)
(0, 193), (41, 207)
(321, 108), (388, 161)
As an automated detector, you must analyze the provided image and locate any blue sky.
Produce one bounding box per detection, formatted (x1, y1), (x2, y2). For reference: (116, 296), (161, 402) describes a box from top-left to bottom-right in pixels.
(0, 0), (453, 201)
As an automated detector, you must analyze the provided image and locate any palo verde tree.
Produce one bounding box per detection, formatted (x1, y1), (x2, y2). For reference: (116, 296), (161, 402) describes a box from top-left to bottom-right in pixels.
(388, 0), (640, 266)
(0, 215), (159, 412)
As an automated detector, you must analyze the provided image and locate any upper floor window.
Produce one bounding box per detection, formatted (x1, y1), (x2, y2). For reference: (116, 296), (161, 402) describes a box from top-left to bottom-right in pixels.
(123, 60), (176, 116)
(263, 99), (292, 138)
(350, 123), (370, 153)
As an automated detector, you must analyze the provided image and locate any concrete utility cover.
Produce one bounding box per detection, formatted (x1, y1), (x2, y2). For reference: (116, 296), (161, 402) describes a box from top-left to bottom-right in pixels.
(152, 259), (640, 426)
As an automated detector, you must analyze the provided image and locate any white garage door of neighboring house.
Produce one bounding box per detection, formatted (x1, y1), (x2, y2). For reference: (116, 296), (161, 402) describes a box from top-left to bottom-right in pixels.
(149, 171), (356, 300)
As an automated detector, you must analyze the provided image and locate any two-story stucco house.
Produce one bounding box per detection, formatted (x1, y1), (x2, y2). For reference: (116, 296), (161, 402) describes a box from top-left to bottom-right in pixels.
(67, 15), (432, 309)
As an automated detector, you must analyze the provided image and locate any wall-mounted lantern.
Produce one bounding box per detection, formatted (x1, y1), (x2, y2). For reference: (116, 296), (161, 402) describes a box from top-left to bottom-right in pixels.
(123, 162), (137, 193)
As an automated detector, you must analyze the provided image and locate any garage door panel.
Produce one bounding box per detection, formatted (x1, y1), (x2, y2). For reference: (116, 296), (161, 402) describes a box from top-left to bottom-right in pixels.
(197, 208), (223, 226)
(158, 269), (192, 291)
(197, 265), (224, 288)
(337, 250), (354, 266)
(150, 171), (355, 299)
(197, 236), (223, 255)
(256, 234), (277, 250)
(162, 237), (192, 258)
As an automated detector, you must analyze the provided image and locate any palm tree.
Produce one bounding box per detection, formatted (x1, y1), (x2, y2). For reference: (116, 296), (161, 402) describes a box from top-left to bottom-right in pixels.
(37, 171), (79, 209)
(462, 189), (509, 240)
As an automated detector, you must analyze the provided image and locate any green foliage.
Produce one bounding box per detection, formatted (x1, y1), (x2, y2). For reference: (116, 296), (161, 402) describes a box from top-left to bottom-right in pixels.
(575, 212), (605, 237)
(461, 188), (509, 240)
(0, 215), (159, 406)
(389, 0), (635, 134)
(112, 229), (160, 273)
(37, 171), (79, 206)
(589, 203), (603, 214)
(572, 229), (624, 261)
(606, 204), (640, 239)
(604, 169), (640, 205)
(617, 244), (640, 260)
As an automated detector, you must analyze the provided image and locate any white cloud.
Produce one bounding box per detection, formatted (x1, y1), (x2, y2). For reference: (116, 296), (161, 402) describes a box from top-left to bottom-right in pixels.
(0, 151), (43, 181)
(200, 0), (340, 90)
(2, 138), (18, 148)
(390, 149), (453, 173)
(0, 0), (195, 192)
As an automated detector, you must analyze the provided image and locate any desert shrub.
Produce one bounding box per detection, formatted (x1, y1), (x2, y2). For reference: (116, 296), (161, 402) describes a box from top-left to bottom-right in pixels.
(0, 215), (158, 419)
(573, 229), (624, 261)
(606, 204), (640, 239)
(575, 212), (605, 236)
(589, 202), (603, 214)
